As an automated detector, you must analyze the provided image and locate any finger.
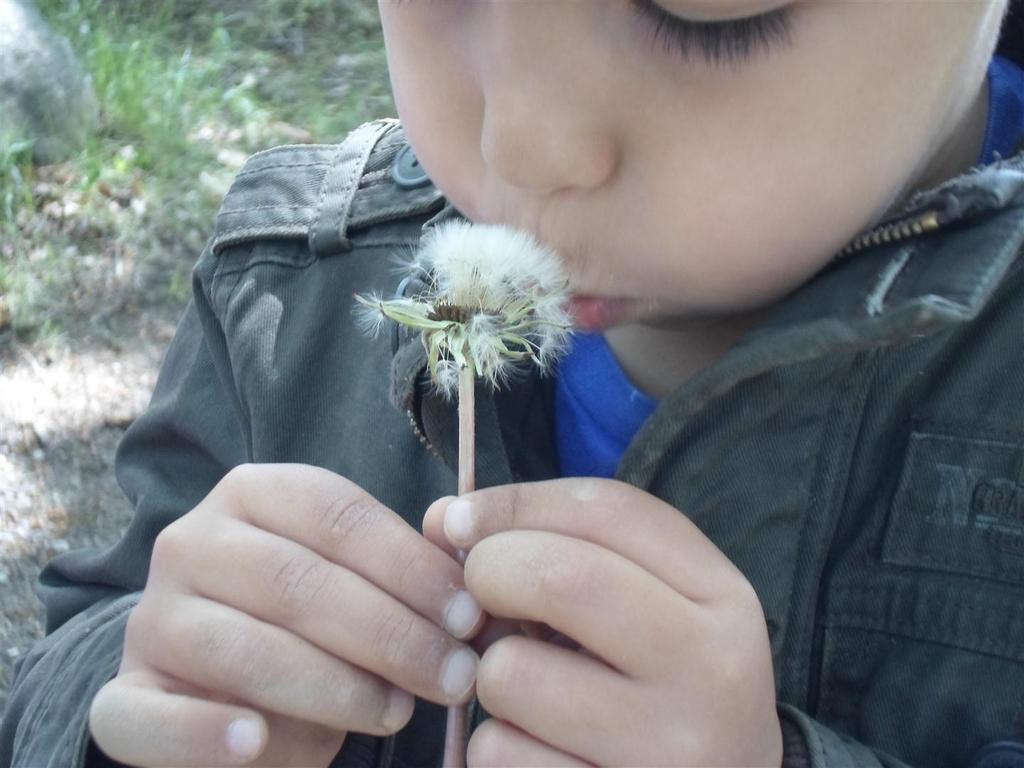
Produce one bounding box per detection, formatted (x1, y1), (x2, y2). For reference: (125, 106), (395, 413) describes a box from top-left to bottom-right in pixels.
(465, 530), (689, 677)
(138, 593), (416, 734)
(90, 669), (269, 766)
(423, 495), (462, 561)
(89, 671), (344, 768)
(164, 518), (481, 704)
(441, 478), (742, 601)
(197, 464), (482, 637)
(475, 635), (639, 765)
(468, 718), (593, 768)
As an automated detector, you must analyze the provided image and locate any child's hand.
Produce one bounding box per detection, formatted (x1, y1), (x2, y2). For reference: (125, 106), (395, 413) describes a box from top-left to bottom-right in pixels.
(89, 464), (484, 767)
(423, 479), (783, 768)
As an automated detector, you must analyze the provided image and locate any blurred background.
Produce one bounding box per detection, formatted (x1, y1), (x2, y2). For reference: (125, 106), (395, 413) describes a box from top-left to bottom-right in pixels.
(0, 0), (393, 712)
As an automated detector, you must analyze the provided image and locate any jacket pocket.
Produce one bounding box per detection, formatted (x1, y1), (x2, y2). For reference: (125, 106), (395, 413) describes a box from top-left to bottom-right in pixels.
(817, 579), (1024, 768)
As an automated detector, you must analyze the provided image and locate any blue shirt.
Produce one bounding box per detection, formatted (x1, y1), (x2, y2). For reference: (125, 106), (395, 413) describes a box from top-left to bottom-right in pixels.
(555, 54), (1024, 479)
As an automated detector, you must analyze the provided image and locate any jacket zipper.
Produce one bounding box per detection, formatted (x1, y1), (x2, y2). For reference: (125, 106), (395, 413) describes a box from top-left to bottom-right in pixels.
(835, 208), (942, 259)
(407, 408), (443, 460)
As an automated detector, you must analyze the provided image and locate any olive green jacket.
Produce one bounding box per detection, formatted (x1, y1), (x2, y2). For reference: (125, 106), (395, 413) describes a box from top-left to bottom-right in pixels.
(4, 119), (1024, 768)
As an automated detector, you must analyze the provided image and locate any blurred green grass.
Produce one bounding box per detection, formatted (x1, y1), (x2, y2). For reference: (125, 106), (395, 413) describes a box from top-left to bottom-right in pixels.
(0, 0), (393, 342)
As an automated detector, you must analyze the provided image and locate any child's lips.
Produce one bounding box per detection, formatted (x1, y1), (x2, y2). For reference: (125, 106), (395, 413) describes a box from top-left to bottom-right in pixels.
(568, 296), (641, 331)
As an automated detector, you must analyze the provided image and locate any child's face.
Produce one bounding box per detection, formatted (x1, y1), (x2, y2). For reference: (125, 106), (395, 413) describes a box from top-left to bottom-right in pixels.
(378, 1), (1006, 328)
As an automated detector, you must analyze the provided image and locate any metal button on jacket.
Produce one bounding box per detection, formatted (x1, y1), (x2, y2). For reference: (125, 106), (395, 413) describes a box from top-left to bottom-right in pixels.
(391, 143), (431, 188)
(970, 741), (1024, 768)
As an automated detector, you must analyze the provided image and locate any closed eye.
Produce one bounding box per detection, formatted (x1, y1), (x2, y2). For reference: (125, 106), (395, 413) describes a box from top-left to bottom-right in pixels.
(628, 0), (797, 69)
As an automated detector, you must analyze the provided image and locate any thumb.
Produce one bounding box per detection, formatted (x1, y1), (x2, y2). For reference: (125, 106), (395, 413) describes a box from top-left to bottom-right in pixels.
(423, 495), (464, 562)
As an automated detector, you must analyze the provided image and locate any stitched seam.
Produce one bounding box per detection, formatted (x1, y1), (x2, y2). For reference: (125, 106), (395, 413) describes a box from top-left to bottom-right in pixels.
(784, 355), (877, 709)
(244, 143), (339, 161)
(335, 127), (381, 246)
(212, 226), (309, 254)
(309, 142), (347, 256)
(964, 215), (1024, 307)
(823, 620), (1024, 663)
(910, 419), (1024, 442)
(218, 204), (312, 215)
(351, 202), (443, 228)
(830, 582), (1024, 619)
(904, 436), (1021, 455)
(210, 248), (234, 303)
(233, 161), (330, 179)
(826, 587), (1024, 644)
(215, 226), (307, 238)
(360, 169), (390, 185)
(217, 265), (247, 318)
(884, 547), (1024, 576)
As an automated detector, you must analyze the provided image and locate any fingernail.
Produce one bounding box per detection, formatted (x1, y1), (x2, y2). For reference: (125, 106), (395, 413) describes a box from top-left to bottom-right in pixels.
(226, 717), (263, 761)
(455, 548), (467, 565)
(441, 648), (478, 700)
(382, 687), (413, 732)
(445, 499), (474, 543)
(444, 590), (481, 638)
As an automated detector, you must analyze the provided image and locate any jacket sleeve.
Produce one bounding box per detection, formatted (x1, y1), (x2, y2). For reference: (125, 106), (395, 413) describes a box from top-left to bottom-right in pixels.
(779, 704), (911, 768)
(0, 248), (248, 768)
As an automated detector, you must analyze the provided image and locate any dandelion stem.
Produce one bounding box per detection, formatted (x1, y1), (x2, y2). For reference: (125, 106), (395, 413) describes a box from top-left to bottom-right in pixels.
(457, 363), (476, 498)
(443, 360), (476, 768)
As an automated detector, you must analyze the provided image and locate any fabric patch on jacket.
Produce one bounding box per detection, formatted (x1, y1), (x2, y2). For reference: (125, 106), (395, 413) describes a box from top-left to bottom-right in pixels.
(883, 427), (1024, 584)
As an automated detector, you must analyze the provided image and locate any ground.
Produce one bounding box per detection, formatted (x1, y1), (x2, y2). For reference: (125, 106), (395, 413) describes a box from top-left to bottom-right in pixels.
(0, 0), (392, 717)
(0, 301), (177, 712)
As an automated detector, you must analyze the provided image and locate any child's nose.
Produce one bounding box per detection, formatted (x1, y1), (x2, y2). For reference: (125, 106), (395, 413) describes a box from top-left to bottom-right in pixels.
(480, 108), (618, 196)
(474, 5), (619, 196)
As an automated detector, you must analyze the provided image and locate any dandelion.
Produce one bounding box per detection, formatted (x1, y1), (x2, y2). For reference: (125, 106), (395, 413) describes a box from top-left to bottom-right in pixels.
(354, 220), (573, 397)
(353, 220), (573, 768)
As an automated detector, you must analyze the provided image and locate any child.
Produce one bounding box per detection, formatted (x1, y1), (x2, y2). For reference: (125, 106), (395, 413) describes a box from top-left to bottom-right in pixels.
(5, 1), (1024, 766)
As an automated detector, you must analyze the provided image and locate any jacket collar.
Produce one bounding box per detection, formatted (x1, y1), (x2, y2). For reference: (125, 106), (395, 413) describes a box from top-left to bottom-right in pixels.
(755, 150), (1024, 350)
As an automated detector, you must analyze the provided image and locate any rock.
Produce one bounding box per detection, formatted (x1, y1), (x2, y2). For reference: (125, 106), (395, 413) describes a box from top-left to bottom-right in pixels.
(0, 0), (98, 164)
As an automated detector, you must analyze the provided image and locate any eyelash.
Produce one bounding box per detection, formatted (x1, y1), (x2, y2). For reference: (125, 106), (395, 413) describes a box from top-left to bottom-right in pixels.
(628, 0), (796, 68)
(389, 0), (794, 69)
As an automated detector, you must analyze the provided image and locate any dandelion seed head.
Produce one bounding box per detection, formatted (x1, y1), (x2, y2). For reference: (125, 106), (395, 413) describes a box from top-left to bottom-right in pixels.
(354, 221), (574, 398)
(420, 221), (570, 312)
